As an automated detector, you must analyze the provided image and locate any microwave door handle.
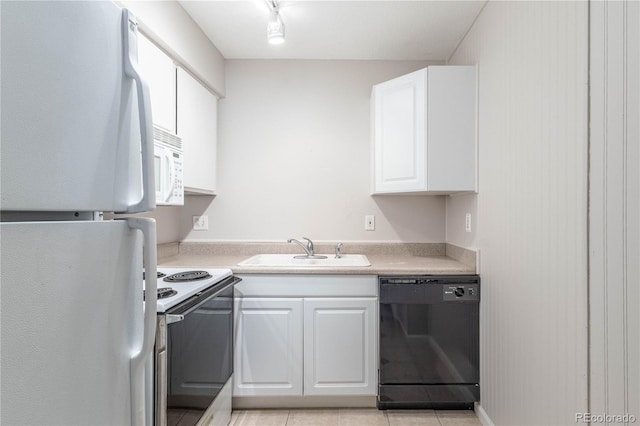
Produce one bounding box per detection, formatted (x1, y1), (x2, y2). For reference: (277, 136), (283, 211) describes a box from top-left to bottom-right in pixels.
(122, 9), (155, 213)
(125, 217), (157, 426)
(164, 151), (175, 202)
(154, 149), (163, 201)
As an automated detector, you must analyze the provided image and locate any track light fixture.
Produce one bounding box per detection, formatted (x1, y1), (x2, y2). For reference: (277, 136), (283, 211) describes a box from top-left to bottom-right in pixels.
(266, 0), (284, 44)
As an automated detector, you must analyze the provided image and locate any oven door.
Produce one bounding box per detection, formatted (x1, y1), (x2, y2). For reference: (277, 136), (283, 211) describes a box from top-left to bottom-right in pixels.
(164, 276), (237, 423)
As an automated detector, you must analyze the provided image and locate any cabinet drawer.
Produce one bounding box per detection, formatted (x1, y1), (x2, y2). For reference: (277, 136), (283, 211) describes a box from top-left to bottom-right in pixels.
(235, 274), (377, 298)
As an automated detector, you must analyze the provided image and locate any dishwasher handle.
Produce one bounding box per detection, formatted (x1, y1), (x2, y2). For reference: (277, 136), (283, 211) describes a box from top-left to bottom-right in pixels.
(379, 275), (480, 286)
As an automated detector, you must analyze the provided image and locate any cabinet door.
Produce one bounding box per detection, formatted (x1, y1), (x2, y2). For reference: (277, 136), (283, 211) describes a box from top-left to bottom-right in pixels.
(233, 298), (303, 396)
(371, 66), (476, 195)
(371, 69), (427, 194)
(177, 67), (218, 195)
(303, 298), (378, 396)
(137, 34), (176, 134)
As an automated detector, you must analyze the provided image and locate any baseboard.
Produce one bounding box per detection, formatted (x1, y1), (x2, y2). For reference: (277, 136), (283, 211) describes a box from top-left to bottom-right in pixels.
(474, 402), (495, 426)
(232, 395), (376, 409)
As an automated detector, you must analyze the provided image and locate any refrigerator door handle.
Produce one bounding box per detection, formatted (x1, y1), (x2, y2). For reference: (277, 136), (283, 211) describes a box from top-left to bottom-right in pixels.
(126, 217), (157, 426)
(122, 9), (156, 213)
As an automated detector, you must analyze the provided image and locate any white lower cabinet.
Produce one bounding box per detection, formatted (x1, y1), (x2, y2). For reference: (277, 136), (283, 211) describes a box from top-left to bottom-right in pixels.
(233, 298), (303, 396)
(233, 275), (378, 398)
(303, 298), (377, 395)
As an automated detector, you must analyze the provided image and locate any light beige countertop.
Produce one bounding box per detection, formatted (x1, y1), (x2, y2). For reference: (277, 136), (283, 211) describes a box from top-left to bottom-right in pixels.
(158, 242), (476, 275)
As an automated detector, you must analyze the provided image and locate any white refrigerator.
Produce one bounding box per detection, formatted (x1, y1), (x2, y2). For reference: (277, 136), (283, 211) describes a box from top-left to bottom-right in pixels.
(1, 2), (157, 425)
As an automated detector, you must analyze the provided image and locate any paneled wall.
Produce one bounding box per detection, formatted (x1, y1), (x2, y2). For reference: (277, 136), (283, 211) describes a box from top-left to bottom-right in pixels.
(447, 2), (589, 424)
(589, 0), (640, 421)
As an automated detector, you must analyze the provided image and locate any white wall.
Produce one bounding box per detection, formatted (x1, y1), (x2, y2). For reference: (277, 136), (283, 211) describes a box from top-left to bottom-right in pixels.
(447, 1), (589, 424)
(589, 0), (640, 420)
(445, 194), (477, 249)
(178, 60), (448, 242)
(147, 206), (182, 245)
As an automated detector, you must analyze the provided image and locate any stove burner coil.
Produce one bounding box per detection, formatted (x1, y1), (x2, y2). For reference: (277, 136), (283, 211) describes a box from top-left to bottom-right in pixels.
(163, 270), (212, 283)
(143, 271), (166, 280)
(144, 287), (177, 300)
(157, 287), (177, 299)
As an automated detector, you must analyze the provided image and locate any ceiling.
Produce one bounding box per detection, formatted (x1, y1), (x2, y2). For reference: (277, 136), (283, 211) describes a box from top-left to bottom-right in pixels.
(178, 1), (487, 61)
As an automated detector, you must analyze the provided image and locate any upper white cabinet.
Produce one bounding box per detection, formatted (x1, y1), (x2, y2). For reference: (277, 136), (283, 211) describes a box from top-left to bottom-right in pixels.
(177, 68), (218, 195)
(371, 65), (476, 195)
(138, 33), (218, 196)
(137, 34), (176, 134)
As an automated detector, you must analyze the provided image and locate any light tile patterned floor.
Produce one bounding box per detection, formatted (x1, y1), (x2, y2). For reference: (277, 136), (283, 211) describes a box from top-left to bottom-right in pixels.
(230, 409), (482, 426)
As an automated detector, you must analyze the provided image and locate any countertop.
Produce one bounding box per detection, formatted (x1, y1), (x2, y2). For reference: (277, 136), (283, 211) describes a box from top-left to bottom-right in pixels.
(159, 253), (475, 275)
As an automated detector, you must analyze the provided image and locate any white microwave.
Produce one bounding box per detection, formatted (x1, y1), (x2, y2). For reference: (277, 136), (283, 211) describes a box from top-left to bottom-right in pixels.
(153, 126), (184, 206)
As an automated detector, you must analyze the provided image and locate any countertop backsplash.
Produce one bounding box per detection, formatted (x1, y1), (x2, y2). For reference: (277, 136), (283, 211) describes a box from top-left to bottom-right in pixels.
(157, 241), (477, 275)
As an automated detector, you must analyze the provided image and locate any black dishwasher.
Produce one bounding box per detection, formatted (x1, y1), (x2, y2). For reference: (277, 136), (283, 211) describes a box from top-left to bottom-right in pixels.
(378, 275), (480, 409)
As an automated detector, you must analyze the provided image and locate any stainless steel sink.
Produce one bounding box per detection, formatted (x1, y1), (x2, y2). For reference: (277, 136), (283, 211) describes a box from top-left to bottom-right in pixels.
(237, 254), (371, 267)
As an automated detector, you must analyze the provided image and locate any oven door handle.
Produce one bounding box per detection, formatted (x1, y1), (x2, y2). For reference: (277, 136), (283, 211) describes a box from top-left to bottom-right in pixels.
(166, 314), (184, 324)
(168, 276), (241, 317)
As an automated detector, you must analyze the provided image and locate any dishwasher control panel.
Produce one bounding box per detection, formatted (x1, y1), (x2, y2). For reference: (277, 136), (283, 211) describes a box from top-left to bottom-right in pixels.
(443, 285), (479, 301)
(379, 275), (480, 304)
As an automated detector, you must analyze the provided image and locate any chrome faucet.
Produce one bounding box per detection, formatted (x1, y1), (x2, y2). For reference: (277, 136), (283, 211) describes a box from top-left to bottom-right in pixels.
(287, 237), (327, 259)
(335, 242), (343, 259)
(287, 237), (314, 256)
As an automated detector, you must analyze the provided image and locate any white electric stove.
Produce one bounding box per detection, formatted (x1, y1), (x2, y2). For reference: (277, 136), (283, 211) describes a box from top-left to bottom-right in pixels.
(150, 266), (237, 426)
(147, 267), (233, 313)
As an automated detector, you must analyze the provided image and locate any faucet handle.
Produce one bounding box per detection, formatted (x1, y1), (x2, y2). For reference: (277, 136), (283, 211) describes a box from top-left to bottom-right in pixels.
(335, 242), (343, 259)
(302, 237), (314, 255)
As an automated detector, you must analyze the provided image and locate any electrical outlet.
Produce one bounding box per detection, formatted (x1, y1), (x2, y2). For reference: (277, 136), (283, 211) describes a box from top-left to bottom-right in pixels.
(192, 215), (209, 231)
(365, 215), (375, 231)
(465, 213), (472, 233)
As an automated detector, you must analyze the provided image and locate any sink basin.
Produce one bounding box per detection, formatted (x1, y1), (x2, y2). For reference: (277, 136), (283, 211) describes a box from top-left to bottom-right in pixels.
(237, 254), (371, 267)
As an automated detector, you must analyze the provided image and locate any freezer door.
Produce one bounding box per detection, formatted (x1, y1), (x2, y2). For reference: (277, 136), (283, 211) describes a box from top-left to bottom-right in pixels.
(0, 1), (154, 213)
(0, 221), (148, 425)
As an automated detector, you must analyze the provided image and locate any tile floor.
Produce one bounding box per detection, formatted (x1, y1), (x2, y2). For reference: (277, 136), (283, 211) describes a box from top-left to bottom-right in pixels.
(230, 408), (482, 426)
